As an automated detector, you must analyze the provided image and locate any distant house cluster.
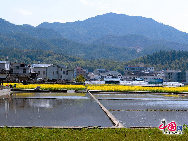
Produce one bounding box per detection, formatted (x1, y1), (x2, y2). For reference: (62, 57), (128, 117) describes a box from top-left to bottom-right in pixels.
(0, 61), (74, 83)
(123, 65), (188, 83)
(1, 61), (188, 85)
(86, 65), (188, 85)
(87, 69), (122, 84)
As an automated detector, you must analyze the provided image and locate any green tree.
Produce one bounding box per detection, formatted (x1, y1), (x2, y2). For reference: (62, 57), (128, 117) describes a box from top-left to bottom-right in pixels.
(75, 75), (85, 83)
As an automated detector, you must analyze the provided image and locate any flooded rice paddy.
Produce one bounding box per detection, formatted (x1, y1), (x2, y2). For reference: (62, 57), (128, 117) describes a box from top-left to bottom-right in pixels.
(95, 93), (188, 127)
(0, 92), (188, 127)
(0, 93), (112, 127)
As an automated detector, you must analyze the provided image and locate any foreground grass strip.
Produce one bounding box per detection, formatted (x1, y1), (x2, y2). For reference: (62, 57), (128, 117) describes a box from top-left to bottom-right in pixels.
(0, 128), (188, 141)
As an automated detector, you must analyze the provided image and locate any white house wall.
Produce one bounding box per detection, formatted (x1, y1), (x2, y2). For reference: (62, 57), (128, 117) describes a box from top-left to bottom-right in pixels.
(33, 67), (47, 79)
(47, 65), (59, 80)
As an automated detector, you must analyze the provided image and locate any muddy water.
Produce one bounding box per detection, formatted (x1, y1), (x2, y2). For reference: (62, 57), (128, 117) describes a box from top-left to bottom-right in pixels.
(0, 93), (112, 127)
(96, 93), (188, 127)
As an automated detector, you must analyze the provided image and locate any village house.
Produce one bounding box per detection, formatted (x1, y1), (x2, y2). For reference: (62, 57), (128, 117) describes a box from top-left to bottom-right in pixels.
(31, 64), (74, 82)
(74, 67), (88, 78)
(58, 65), (74, 82)
(31, 64), (52, 80)
(104, 71), (123, 80)
(0, 61), (10, 72)
(124, 65), (159, 81)
(125, 65), (155, 74)
(47, 65), (59, 81)
(93, 69), (107, 75)
(124, 71), (163, 81)
(0, 61), (10, 83)
(88, 70), (122, 81)
(8, 63), (33, 82)
(87, 72), (101, 81)
(10, 63), (31, 74)
(164, 70), (186, 82)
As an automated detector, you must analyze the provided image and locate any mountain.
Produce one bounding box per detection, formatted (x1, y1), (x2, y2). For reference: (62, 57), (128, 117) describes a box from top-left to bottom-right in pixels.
(92, 34), (188, 54)
(0, 17), (140, 61)
(1, 13), (188, 70)
(0, 18), (141, 61)
(126, 50), (188, 71)
(0, 32), (140, 61)
(0, 18), (61, 39)
(38, 13), (188, 44)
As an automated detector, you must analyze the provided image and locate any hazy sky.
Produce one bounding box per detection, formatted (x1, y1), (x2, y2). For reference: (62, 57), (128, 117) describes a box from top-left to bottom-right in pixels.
(1, 0), (188, 32)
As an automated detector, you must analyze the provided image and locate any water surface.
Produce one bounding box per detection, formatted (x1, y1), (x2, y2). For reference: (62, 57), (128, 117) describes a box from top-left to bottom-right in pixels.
(0, 92), (112, 127)
(98, 93), (188, 127)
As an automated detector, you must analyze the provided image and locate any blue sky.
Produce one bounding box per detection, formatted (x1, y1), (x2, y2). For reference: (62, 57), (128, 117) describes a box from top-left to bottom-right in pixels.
(1, 0), (188, 32)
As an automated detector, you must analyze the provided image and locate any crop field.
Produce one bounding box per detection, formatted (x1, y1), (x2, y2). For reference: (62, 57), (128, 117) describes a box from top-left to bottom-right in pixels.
(3, 83), (188, 93)
(3, 83), (86, 90)
(87, 85), (188, 93)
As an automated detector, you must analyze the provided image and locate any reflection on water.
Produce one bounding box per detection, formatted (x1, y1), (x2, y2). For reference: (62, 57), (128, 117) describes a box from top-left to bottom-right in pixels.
(99, 93), (188, 127)
(0, 93), (112, 127)
(12, 92), (88, 99)
(29, 99), (54, 108)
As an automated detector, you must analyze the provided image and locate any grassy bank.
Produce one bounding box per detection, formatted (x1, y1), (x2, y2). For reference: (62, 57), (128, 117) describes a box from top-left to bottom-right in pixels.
(0, 128), (187, 141)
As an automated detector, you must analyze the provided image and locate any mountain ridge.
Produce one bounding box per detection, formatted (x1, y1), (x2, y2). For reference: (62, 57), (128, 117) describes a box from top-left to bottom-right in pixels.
(38, 13), (188, 44)
(1, 13), (188, 70)
(0, 18), (62, 39)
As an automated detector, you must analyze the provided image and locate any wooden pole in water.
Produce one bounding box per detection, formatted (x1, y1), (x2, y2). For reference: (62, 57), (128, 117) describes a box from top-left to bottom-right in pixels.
(88, 91), (124, 128)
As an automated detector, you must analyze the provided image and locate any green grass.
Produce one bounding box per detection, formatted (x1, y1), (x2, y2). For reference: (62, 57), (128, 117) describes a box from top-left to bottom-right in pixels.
(0, 128), (188, 141)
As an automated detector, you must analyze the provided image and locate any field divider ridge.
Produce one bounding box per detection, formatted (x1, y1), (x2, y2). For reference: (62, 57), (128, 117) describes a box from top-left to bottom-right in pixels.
(88, 91), (124, 128)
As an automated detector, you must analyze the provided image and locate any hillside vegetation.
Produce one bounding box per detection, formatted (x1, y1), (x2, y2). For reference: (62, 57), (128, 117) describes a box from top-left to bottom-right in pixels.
(1, 13), (188, 71)
(38, 13), (188, 44)
(127, 50), (188, 71)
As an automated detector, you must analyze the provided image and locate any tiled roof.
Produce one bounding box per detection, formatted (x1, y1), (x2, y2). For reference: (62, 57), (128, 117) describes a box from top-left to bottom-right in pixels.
(31, 64), (52, 68)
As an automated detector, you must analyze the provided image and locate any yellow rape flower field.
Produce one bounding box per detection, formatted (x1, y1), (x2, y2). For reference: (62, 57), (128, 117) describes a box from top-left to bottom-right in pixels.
(3, 83), (188, 93)
(87, 85), (188, 93)
(3, 83), (85, 91)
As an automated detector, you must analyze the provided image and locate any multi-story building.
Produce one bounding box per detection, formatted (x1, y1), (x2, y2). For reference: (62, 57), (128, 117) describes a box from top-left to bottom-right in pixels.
(47, 65), (59, 80)
(0, 61), (10, 72)
(74, 67), (88, 78)
(58, 65), (74, 82)
(8, 63), (33, 82)
(31, 64), (74, 82)
(31, 64), (52, 80)
(10, 63), (31, 74)
(0, 61), (10, 81)
(164, 70), (186, 82)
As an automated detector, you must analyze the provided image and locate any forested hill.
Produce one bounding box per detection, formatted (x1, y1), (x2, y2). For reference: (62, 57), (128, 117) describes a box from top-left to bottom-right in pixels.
(127, 50), (188, 71)
(92, 34), (188, 54)
(2, 48), (188, 72)
(2, 14), (188, 71)
(38, 13), (188, 44)
(0, 47), (124, 73)
(0, 18), (61, 39)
